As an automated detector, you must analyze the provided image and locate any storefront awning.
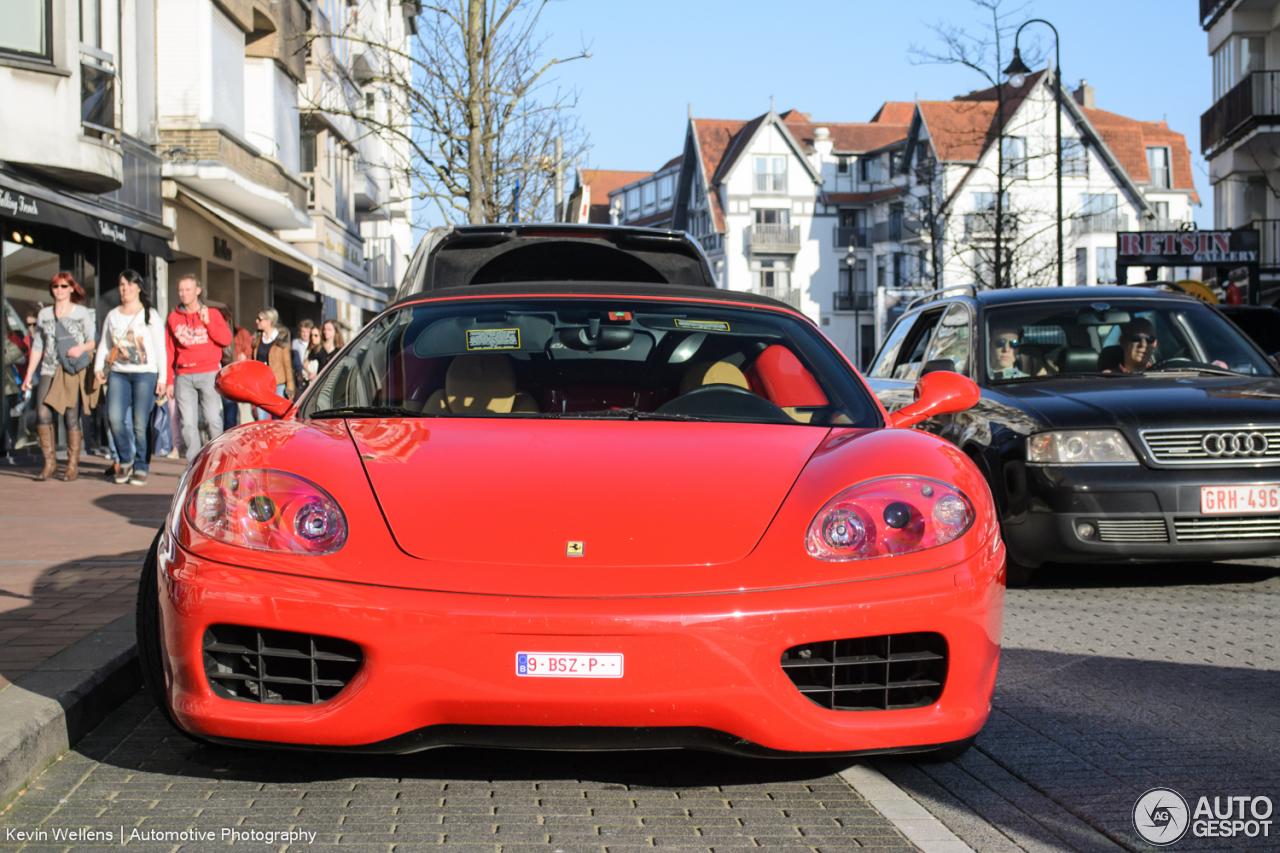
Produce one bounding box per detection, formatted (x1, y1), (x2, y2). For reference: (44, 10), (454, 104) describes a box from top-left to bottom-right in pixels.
(179, 189), (386, 313)
(0, 170), (174, 259)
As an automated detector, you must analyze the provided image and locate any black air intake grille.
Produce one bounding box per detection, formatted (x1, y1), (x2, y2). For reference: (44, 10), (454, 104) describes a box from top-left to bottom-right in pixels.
(781, 632), (947, 711)
(202, 624), (363, 705)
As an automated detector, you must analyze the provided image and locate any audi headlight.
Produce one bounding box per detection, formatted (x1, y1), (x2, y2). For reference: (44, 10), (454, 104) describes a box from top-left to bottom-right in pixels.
(806, 477), (974, 561)
(1026, 430), (1138, 465)
(186, 470), (347, 555)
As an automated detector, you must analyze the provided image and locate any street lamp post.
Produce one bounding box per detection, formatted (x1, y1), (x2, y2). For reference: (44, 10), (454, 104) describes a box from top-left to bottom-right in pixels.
(1003, 19), (1063, 288)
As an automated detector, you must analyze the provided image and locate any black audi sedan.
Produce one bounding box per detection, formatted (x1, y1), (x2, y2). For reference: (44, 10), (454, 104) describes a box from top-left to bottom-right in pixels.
(865, 285), (1280, 584)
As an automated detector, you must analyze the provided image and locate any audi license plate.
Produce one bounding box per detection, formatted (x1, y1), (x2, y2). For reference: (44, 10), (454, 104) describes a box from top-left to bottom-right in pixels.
(1200, 485), (1280, 515)
(516, 652), (623, 678)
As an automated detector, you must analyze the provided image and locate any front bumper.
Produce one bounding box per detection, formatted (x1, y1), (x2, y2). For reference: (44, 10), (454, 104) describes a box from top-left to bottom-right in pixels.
(1004, 463), (1280, 566)
(156, 545), (1004, 756)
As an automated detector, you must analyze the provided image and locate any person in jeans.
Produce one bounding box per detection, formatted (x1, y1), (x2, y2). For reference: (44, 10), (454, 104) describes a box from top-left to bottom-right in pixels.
(94, 270), (167, 486)
(165, 275), (231, 460)
(20, 272), (95, 481)
(251, 308), (294, 420)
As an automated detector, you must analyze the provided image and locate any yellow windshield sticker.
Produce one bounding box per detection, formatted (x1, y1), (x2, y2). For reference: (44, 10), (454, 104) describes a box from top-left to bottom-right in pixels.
(674, 319), (730, 332)
(466, 328), (521, 350)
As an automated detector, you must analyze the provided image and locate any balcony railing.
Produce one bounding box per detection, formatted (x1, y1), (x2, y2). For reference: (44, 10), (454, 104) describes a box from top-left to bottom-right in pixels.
(1201, 70), (1280, 154)
(833, 291), (873, 311)
(833, 225), (871, 248)
(754, 173), (787, 194)
(751, 286), (802, 310)
(1250, 220), (1280, 266)
(747, 224), (801, 249)
(964, 211), (1019, 238)
(1071, 212), (1129, 235)
(1141, 217), (1186, 231)
(363, 235), (398, 289)
(696, 232), (723, 253)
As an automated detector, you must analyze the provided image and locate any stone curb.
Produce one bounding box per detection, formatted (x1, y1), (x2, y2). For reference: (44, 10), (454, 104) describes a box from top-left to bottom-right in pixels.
(0, 612), (140, 807)
(839, 762), (979, 853)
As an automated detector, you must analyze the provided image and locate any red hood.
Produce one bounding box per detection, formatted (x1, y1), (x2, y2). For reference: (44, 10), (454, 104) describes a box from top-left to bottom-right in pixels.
(348, 419), (827, 568)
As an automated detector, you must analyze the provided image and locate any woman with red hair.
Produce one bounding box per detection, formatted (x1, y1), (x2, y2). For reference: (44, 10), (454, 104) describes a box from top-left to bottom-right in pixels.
(20, 271), (96, 481)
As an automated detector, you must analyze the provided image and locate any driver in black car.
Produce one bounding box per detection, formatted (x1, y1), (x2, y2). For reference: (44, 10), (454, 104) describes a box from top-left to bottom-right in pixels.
(1106, 318), (1157, 374)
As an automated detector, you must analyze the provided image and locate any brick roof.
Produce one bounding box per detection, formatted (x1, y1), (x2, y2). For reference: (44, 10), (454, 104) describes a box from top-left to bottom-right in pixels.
(691, 118), (751, 232)
(580, 169), (653, 223)
(872, 102), (915, 124)
(781, 111), (909, 154)
(1081, 107), (1198, 200)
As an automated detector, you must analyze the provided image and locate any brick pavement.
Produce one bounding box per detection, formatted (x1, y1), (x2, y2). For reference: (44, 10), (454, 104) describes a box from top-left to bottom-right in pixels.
(0, 692), (919, 851)
(0, 456), (182, 688)
(877, 560), (1280, 853)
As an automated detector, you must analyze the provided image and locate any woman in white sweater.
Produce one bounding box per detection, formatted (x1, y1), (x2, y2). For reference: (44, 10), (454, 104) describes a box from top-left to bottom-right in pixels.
(94, 270), (167, 486)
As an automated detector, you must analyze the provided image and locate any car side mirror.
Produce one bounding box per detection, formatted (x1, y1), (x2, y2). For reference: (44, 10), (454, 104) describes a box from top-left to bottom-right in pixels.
(215, 361), (291, 418)
(887, 370), (981, 429)
(920, 358), (955, 377)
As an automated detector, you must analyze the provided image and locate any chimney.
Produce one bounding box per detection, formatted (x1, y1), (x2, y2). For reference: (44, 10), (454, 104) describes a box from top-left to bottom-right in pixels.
(813, 126), (833, 159)
(1074, 79), (1095, 109)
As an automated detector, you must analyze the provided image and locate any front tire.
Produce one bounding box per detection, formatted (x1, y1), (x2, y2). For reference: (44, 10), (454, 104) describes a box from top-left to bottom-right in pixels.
(136, 532), (206, 743)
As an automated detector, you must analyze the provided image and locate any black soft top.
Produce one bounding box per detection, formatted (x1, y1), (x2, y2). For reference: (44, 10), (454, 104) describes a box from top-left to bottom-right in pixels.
(394, 224), (717, 301)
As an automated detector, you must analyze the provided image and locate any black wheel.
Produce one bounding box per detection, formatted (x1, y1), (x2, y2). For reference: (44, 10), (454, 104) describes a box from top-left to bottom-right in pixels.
(1004, 557), (1037, 588)
(136, 531), (208, 743)
(910, 735), (975, 763)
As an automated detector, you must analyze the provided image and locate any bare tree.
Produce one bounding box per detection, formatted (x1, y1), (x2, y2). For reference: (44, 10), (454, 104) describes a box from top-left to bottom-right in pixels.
(310, 0), (591, 225)
(908, 0), (1060, 289)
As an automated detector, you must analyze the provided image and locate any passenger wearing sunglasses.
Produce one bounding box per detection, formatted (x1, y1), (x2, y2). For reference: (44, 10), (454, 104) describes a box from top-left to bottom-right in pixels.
(989, 326), (1029, 379)
(1107, 318), (1158, 374)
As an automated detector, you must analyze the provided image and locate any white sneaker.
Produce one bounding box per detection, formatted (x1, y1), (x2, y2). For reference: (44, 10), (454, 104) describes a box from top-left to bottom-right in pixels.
(113, 463), (133, 485)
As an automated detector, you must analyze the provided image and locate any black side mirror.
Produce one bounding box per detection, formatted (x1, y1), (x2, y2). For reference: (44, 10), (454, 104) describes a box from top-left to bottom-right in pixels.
(920, 358), (956, 376)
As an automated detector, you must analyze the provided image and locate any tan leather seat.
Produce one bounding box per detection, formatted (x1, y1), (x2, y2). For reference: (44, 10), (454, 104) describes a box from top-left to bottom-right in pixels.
(678, 361), (751, 396)
(423, 354), (540, 414)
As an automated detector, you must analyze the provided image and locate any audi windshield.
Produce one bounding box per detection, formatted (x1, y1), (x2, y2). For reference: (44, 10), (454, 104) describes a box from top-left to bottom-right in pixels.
(983, 299), (1276, 382)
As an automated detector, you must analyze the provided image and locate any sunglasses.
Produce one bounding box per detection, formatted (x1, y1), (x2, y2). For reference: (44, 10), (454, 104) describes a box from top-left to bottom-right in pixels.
(992, 338), (1019, 350)
(1125, 334), (1157, 344)
(51, 284), (72, 291)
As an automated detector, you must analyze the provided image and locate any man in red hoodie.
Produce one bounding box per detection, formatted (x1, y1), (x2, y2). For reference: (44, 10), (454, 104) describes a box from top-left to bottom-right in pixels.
(166, 275), (232, 461)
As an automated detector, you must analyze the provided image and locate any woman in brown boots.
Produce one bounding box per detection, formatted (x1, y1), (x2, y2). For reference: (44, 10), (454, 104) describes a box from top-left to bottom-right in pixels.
(20, 271), (96, 481)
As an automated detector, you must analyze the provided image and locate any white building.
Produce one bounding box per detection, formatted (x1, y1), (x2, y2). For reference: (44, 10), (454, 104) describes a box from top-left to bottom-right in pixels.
(653, 83), (1196, 368)
(904, 73), (1199, 306)
(607, 156), (682, 228)
(155, 0), (415, 334)
(1201, 0), (1280, 299)
(1, 0), (172, 315)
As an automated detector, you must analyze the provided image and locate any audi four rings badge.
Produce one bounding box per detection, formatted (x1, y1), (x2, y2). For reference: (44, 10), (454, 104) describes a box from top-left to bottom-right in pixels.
(1201, 432), (1268, 457)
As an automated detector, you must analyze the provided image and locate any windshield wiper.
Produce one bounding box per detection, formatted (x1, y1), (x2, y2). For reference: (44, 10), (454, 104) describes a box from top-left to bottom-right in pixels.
(309, 405), (428, 419)
(542, 408), (709, 422)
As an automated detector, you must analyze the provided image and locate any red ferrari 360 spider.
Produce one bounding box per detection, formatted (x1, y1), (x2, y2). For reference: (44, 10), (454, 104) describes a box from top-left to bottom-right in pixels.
(138, 224), (1003, 759)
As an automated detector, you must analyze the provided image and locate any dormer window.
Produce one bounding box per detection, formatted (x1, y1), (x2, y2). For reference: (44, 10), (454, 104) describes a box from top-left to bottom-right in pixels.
(837, 155), (850, 174)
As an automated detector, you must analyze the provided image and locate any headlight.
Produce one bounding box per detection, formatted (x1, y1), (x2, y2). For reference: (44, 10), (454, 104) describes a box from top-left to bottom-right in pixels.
(806, 477), (974, 561)
(1027, 430), (1138, 464)
(185, 470), (348, 555)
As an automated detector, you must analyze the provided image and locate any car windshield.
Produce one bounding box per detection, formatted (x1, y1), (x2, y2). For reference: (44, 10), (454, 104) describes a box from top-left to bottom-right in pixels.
(984, 299), (1276, 382)
(301, 298), (880, 427)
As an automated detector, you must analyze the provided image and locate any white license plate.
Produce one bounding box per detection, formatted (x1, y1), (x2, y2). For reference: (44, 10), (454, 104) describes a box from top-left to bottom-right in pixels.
(1200, 485), (1280, 515)
(516, 652), (623, 678)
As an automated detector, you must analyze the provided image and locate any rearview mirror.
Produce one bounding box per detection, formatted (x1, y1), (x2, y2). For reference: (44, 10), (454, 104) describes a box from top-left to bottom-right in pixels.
(887, 370), (981, 429)
(920, 358), (955, 376)
(215, 361), (292, 419)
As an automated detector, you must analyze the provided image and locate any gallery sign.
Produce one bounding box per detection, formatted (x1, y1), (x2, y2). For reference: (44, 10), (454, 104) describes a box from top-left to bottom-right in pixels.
(1117, 230), (1259, 266)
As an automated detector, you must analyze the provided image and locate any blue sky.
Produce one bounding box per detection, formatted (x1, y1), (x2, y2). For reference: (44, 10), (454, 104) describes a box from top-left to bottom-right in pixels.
(532, 0), (1213, 227)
